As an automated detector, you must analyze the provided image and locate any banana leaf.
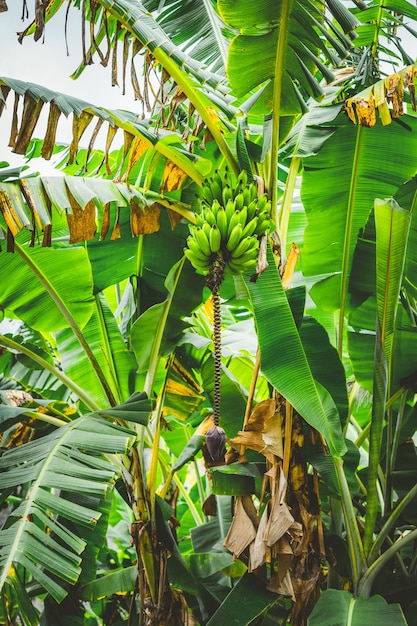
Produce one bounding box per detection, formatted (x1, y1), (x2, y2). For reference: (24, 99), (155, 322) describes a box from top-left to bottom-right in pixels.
(245, 252), (346, 457)
(308, 589), (407, 625)
(0, 412), (135, 602)
(301, 115), (417, 350)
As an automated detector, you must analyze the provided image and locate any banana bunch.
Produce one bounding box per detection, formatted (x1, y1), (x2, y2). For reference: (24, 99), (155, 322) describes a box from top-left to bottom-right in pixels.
(185, 169), (272, 275)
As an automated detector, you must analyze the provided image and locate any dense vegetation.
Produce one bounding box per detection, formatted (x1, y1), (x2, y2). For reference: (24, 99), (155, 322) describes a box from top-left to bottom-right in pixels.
(0, 1), (417, 625)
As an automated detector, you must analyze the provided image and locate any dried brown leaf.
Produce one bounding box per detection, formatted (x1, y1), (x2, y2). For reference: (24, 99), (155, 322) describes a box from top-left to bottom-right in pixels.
(224, 495), (258, 558)
(248, 505), (269, 571)
(69, 111), (94, 165)
(66, 198), (97, 244)
(99, 203), (111, 240)
(245, 398), (275, 433)
(162, 161), (188, 193)
(41, 103), (61, 160)
(126, 137), (150, 181)
(130, 201), (161, 236)
(267, 570), (295, 600)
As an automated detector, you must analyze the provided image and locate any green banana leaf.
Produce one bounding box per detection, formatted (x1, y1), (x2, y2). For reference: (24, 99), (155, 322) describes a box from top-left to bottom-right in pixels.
(55, 294), (138, 408)
(308, 589), (407, 626)
(206, 572), (278, 626)
(0, 242), (94, 332)
(245, 252), (346, 457)
(218, 0), (357, 115)
(0, 412), (135, 603)
(301, 115), (417, 340)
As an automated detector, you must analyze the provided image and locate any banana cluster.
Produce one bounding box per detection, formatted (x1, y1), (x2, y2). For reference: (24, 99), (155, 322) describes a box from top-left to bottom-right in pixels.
(185, 169), (272, 275)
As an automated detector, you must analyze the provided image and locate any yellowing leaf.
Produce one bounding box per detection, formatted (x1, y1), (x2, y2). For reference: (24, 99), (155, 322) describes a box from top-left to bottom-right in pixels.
(162, 161), (188, 192)
(130, 201), (161, 236)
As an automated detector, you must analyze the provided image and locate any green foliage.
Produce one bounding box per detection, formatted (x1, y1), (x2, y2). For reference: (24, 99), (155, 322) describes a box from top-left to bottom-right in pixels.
(0, 0), (417, 624)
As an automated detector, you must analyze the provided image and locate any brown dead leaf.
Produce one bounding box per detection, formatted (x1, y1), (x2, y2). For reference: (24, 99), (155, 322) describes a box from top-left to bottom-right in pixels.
(245, 398), (275, 433)
(229, 398), (283, 460)
(66, 192), (97, 244)
(224, 495), (259, 558)
(99, 203), (111, 240)
(162, 161), (188, 192)
(267, 569), (295, 600)
(167, 208), (183, 230)
(202, 493), (217, 517)
(248, 504), (268, 571)
(126, 137), (150, 181)
(130, 201), (161, 236)
(273, 535), (294, 584)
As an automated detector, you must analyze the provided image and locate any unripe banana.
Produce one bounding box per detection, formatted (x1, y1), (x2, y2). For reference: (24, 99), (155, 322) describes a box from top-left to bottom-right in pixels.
(238, 206), (248, 228)
(212, 170), (223, 190)
(187, 236), (211, 262)
(225, 198), (236, 221)
(195, 213), (205, 228)
(246, 198), (258, 220)
(226, 223), (243, 252)
(202, 222), (211, 240)
(202, 184), (214, 205)
(226, 256), (257, 275)
(204, 207), (216, 226)
(236, 169), (248, 190)
(222, 184), (233, 207)
(216, 207), (228, 241)
(257, 193), (268, 212)
(248, 182), (258, 202)
(210, 178), (222, 203)
(227, 210), (243, 239)
(193, 226), (212, 257)
(242, 187), (252, 207)
(255, 217), (272, 236)
(234, 192), (244, 211)
(241, 216), (258, 238)
(233, 245), (259, 263)
(211, 199), (221, 220)
(184, 248), (211, 272)
(230, 236), (258, 259)
(209, 224), (221, 253)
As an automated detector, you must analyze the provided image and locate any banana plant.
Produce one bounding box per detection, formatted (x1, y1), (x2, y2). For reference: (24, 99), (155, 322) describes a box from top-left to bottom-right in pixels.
(1, 0), (417, 624)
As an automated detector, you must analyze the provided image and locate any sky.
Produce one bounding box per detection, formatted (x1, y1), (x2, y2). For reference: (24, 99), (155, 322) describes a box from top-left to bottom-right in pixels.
(0, 3), (143, 171)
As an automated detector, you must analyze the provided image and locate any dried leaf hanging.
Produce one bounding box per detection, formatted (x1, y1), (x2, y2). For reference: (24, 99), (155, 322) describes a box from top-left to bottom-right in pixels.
(345, 64), (417, 127)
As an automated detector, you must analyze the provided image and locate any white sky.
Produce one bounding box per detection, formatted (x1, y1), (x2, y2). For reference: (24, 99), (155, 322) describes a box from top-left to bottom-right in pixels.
(0, 3), (143, 171)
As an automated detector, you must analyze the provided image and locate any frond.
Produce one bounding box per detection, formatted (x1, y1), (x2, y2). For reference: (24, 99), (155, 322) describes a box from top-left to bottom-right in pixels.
(0, 406), (138, 602)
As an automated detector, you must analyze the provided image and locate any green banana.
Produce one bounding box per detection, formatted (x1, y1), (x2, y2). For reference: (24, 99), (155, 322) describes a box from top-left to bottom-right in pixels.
(226, 256), (257, 275)
(226, 223), (243, 252)
(222, 184), (233, 207)
(248, 182), (258, 202)
(195, 213), (205, 228)
(238, 206), (248, 228)
(241, 216), (258, 238)
(234, 193), (244, 211)
(193, 226), (212, 257)
(225, 198), (236, 221)
(257, 194), (268, 212)
(209, 224), (221, 253)
(230, 236), (258, 259)
(204, 208), (216, 227)
(210, 178), (222, 203)
(226, 210), (243, 239)
(187, 236), (211, 262)
(202, 222), (212, 240)
(235, 169), (248, 190)
(184, 248), (211, 272)
(216, 207), (228, 241)
(202, 184), (214, 206)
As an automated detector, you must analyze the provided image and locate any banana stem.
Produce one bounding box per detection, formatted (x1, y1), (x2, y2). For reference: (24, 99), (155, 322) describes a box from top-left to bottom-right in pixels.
(212, 283), (222, 427)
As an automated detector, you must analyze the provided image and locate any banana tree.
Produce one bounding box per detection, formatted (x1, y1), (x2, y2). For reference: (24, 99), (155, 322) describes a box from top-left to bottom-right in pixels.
(0, 0), (417, 625)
